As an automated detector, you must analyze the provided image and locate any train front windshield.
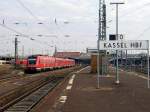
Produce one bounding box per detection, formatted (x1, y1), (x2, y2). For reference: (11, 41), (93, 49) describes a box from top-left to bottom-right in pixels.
(28, 56), (37, 65)
(28, 59), (36, 65)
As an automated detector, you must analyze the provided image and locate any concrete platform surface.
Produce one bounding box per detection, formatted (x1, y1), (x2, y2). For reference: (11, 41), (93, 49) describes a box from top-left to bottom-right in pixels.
(58, 67), (150, 112)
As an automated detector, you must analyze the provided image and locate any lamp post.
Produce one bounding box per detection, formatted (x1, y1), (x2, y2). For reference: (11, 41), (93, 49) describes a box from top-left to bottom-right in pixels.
(110, 2), (124, 84)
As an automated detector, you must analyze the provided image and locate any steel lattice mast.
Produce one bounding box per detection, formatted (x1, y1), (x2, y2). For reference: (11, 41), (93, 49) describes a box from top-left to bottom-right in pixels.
(99, 0), (106, 41)
(97, 0), (107, 88)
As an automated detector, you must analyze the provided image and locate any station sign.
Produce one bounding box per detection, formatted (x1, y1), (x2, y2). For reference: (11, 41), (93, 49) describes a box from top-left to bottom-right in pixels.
(99, 40), (149, 50)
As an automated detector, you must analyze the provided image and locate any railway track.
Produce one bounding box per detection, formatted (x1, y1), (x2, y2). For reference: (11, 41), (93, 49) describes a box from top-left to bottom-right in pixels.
(4, 77), (62, 112)
(0, 66), (83, 112)
(0, 76), (51, 112)
(0, 75), (22, 84)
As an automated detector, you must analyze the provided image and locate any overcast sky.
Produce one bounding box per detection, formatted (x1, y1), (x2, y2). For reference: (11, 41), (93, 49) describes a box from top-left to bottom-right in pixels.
(0, 0), (150, 56)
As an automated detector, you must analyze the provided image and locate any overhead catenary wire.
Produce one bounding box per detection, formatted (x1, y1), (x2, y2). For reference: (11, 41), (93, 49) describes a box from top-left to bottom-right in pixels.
(16, 0), (97, 39)
(136, 26), (150, 39)
(108, 1), (150, 40)
(16, 0), (53, 34)
(109, 1), (150, 24)
(0, 23), (53, 47)
(117, 2), (150, 18)
(15, 0), (59, 50)
(133, 3), (150, 39)
(16, 0), (37, 20)
(54, 18), (66, 39)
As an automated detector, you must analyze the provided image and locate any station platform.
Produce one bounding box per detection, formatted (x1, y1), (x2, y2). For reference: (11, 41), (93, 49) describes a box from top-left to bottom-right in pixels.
(54, 66), (150, 112)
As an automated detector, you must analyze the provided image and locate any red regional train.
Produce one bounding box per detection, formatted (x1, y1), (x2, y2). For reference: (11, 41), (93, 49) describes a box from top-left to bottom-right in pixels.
(25, 55), (75, 72)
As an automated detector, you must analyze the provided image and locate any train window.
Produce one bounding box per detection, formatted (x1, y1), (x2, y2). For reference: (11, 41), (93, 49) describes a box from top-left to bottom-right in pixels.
(28, 59), (36, 65)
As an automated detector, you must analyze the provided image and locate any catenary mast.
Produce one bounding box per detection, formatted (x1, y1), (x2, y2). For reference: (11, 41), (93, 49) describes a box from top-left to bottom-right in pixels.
(97, 0), (107, 88)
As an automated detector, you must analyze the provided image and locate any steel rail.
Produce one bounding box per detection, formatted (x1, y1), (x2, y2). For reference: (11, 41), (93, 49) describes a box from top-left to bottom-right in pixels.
(0, 76), (51, 111)
(4, 77), (62, 112)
